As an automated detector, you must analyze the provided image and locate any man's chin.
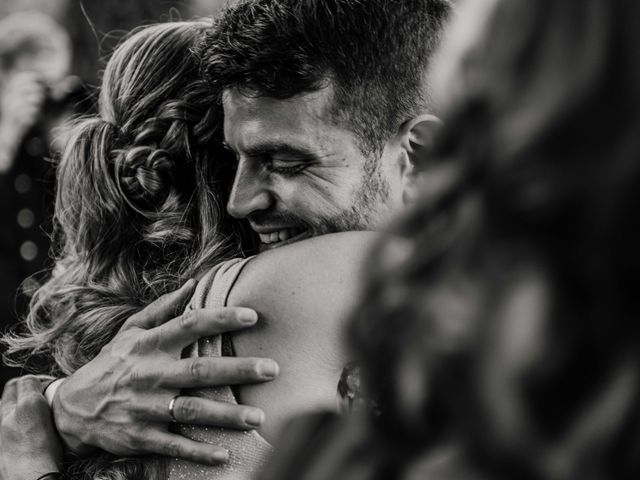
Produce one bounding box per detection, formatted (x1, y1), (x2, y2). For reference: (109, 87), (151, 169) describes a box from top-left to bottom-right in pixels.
(258, 229), (313, 252)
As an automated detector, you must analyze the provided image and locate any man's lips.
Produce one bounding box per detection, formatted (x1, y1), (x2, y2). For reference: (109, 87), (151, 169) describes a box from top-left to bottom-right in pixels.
(253, 227), (311, 249)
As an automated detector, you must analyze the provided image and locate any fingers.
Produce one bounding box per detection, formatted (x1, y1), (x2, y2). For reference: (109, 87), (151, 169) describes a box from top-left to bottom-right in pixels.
(124, 279), (197, 330)
(144, 430), (229, 465)
(149, 307), (258, 353)
(138, 356), (279, 389)
(147, 395), (265, 430)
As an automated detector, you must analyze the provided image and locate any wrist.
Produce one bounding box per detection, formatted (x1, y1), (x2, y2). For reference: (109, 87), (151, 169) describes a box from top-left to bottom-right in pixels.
(50, 378), (98, 457)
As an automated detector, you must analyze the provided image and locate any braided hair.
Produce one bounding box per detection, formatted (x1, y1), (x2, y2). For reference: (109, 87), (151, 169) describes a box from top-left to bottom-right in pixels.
(2, 21), (246, 376)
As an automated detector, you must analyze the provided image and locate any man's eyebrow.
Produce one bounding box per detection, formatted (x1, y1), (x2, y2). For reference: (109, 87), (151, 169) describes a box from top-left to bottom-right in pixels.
(224, 141), (318, 158)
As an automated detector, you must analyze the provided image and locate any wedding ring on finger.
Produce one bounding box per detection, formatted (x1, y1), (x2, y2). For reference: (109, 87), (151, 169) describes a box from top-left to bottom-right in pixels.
(168, 394), (180, 423)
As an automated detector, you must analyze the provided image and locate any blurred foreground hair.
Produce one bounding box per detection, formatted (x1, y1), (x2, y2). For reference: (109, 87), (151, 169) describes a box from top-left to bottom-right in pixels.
(350, 0), (640, 479)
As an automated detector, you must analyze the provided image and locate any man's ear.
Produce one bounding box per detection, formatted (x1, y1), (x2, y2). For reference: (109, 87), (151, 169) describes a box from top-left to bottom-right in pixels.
(398, 114), (443, 204)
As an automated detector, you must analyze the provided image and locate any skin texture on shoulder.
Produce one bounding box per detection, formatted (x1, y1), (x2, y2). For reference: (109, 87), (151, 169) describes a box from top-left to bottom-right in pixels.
(225, 231), (380, 442)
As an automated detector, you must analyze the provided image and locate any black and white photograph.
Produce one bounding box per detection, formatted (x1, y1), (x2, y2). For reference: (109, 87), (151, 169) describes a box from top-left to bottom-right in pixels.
(1, 0), (638, 479)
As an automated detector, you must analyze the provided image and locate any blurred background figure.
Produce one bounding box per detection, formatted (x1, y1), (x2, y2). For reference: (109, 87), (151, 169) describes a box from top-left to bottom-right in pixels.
(0, 11), (74, 171)
(0, 10), (78, 386)
(0, 0), (230, 387)
(62, 0), (229, 91)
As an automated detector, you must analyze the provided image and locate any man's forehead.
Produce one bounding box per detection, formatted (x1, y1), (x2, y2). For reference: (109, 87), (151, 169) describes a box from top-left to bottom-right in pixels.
(222, 86), (343, 152)
(223, 87), (333, 124)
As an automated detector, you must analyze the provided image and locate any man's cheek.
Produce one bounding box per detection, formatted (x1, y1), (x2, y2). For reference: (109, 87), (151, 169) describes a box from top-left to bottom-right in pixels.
(273, 172), (356, 222)
(306, 170), (360, 204)
(292, 185), (348, 221)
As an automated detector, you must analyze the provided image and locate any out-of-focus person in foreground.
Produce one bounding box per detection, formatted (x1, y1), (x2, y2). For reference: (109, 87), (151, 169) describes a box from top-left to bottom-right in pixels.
(259, 0), (640, 479)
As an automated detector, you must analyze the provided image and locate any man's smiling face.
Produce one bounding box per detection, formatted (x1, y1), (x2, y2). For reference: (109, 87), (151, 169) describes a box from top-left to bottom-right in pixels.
(223, 86), (397, 250)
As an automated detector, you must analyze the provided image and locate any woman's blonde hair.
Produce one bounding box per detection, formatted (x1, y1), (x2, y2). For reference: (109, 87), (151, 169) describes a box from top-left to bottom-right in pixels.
(3, 20), (244, 376)
(2, 20), (250, 480)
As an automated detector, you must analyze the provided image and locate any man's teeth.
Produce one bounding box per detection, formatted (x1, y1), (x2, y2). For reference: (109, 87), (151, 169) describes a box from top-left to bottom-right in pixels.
(259, 229), (302, 244)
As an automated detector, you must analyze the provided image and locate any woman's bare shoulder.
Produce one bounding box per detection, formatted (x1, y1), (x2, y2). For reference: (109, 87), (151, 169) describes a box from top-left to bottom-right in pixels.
(226, 232), (380, 439)
(228, 231), (380, 314)
(245, 231), (379, 283)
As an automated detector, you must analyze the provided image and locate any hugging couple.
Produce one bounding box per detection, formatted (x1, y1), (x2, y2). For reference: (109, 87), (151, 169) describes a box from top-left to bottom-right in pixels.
(0, 0), (452, 478)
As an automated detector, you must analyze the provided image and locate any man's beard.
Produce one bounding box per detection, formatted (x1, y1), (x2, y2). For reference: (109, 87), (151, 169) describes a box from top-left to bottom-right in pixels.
(317, 160), (391, 234)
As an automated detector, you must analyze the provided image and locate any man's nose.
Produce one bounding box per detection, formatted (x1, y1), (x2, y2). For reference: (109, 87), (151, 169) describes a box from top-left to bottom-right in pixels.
(227, 160), (274, 219)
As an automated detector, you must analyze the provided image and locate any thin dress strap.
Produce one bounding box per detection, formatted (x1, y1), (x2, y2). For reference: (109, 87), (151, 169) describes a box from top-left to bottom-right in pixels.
(168, 257), (273, 480)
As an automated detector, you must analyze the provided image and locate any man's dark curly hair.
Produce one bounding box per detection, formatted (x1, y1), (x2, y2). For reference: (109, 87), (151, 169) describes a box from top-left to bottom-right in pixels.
(199, 0), (452, 156)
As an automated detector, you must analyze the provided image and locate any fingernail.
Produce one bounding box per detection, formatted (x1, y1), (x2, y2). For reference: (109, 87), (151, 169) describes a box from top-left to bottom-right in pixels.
(211, 449), (229, 463)
(258, 359), (279, 378)
(244, 409), (265, 427)
(238, 308), (258, 325)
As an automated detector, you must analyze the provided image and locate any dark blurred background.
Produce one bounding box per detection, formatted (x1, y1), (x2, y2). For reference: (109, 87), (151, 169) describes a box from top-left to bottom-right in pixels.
(0, 0), (229, 388)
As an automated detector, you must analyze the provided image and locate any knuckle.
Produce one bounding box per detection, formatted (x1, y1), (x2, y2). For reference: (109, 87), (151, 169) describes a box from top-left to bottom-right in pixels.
(129, 336), (149, 354)
(248, 360), (264, 378)
(125, 424), (154, 451)
(179, 310), (197, 331)
(165, 440), (184, 458)
(156, 290), (174, 304)
(4, 378), (18, 389)
(218, 308), (236, 323)
(127, 367), (151, 390)
(125, 431), (144, 450)
(116, 330), (145, 355)
(186, 359), (209, 381)
(124, 311), (140, 327)
(177, 397), (201, 423)
(16, 392), (44, 411)
(185, 447), (202, 462)
(13, 397), (46, 425)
